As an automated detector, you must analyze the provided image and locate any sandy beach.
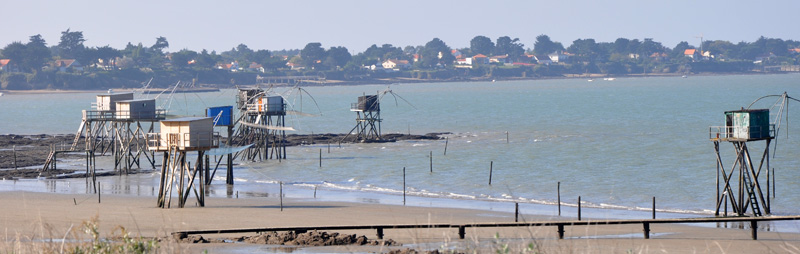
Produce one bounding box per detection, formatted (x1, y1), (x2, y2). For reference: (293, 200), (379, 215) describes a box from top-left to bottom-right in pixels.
(2, 191), (799, 253)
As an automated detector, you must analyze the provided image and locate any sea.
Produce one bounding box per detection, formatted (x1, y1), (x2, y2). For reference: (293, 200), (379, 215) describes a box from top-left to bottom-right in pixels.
(2, 73), (800, 232)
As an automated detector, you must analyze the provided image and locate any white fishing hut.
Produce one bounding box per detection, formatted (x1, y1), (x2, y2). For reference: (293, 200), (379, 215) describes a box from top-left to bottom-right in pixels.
(148, 117), (218, 208)
(115, 99), (157, 120)
(254, 96), (286, 115)
(95, 92), (134, 111)
(149, 117), (218, 151)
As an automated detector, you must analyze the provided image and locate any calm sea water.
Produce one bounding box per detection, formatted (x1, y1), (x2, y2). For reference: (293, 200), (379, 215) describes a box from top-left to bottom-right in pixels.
(2, 74), (800, 220)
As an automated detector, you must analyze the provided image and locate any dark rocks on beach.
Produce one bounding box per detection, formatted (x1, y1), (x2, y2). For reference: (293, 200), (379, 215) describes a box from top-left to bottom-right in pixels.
(239, 231), (397, 246)
(0, 134), (81, 172)
(0, 132), (447, 178)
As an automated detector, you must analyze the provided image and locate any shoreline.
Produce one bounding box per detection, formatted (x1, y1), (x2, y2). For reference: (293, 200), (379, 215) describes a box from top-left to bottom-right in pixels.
(2, 71), (795, 95)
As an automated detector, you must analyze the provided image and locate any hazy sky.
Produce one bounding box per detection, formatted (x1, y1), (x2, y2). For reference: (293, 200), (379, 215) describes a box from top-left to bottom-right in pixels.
(2, 0), (798, 54)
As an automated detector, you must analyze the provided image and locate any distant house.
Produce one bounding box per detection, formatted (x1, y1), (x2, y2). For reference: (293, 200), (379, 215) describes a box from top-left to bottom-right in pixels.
(456, 57), (472, 65)
(650, 52), (669, 61)
(472, 54), (489, 64)
(684, 49), (699, 59)
(451, 49), (463, 59)
(0, 59), (18, 72)
(455, 57), (473, 68)
(286, 62), (305, 70)
(534, 55), (552, 65)
(489, 55), (509, 64)
(754, 53), (776, 64)
(248, 62), (265, 73)
(547, 51), (570, 63)
(382, 59), (411, 70)
(51, 59), (83, 72)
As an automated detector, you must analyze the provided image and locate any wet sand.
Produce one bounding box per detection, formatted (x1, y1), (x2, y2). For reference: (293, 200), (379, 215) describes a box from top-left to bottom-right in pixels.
(2, 191), (799, 253)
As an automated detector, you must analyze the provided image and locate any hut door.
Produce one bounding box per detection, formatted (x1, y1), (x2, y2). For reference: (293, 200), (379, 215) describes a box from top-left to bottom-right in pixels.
(168, 133), (180, 147)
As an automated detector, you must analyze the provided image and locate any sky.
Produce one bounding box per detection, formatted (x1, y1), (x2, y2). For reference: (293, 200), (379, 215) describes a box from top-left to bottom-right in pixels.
(2, 0), (799, 54)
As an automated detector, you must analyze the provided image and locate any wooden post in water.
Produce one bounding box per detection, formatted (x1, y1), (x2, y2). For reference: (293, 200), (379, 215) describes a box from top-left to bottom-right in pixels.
(403, 167), (406, 205)
(578, 196), (581, 221)
(652, 196), (656, 219)
(724, 192), (728, 217)
(280, 182), (283, 211)
(328, 142), (330, 153)
(506, 131), (509, 143)
(489, 161), (493, 185)
(444, 137), (448, 156)
(515, 203), (519, 222)
(429, 151), (432, 173)
(319, 149), (322, 167)
(314, 186), (317, 198)
(557, 182), (561, 216)
(12, 145), (17, 170)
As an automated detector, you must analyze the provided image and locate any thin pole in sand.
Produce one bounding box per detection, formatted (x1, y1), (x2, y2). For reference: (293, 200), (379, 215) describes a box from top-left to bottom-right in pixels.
(443, 137), (448, 156)
(236, 191), (238, 198)
(558, 182), (561, 216)
(578, 196), (581, 221)
(488, 161), (493, 185)
(74, 198), (77, 205)
(403, 167), (406, 205)
(98, 183), (101, 203)
(280, 182), (284, 211)
(515, 203), (519, 222)
(12, 145), (17, 170)
(429, 151), (432, 173)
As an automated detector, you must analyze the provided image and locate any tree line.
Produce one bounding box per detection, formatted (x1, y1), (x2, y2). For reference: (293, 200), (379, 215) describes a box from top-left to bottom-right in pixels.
(2, 29), (799, 90)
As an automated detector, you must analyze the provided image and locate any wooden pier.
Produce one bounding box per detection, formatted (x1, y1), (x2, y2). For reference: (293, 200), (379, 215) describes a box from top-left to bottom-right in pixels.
(172, 215), (800, 241)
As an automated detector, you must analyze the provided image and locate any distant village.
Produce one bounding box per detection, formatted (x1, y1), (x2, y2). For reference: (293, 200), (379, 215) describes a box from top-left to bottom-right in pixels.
(2, 31), (799, 90)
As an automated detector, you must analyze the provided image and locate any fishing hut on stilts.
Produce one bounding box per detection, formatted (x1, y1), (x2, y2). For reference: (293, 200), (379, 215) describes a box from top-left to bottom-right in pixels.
(710, 109), (773, 217)
(345, 95), (382, 142)
(69, 93), (165, 178)
(147, 117), (218, 208)
(708, 92), (800, 217)
(233, 88), (289, 161)
(206, 106), (235, 185)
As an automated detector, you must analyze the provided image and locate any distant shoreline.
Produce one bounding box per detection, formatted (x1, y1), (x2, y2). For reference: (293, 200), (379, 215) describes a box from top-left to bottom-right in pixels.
(1, 71), (795, 95)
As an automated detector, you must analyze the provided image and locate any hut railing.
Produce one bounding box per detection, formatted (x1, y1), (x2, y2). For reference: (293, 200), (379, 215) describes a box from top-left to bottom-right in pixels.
(245, 103), (285, 114)
(709, 124), (774, 140)
(114, 109), (168, 120)
(83, 109), (167, 121)
(146, 131), (220, 150)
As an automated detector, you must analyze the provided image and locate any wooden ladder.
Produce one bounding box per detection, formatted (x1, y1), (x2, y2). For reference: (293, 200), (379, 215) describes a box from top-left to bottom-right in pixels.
(70, 119), (86, 151)
(41, 149), (56, 172)
(742, 170), (762, 216)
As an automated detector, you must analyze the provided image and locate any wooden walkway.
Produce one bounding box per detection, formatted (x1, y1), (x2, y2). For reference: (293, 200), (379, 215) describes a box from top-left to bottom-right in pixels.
(173, 215), (800, 241)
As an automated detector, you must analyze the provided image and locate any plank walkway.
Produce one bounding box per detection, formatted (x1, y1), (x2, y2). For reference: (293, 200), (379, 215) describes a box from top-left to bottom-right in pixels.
(172, 215), (800, 241)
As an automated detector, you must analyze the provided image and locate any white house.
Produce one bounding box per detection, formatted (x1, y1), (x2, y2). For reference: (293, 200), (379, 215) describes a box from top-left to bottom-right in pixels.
(382, 59), (411, 70)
